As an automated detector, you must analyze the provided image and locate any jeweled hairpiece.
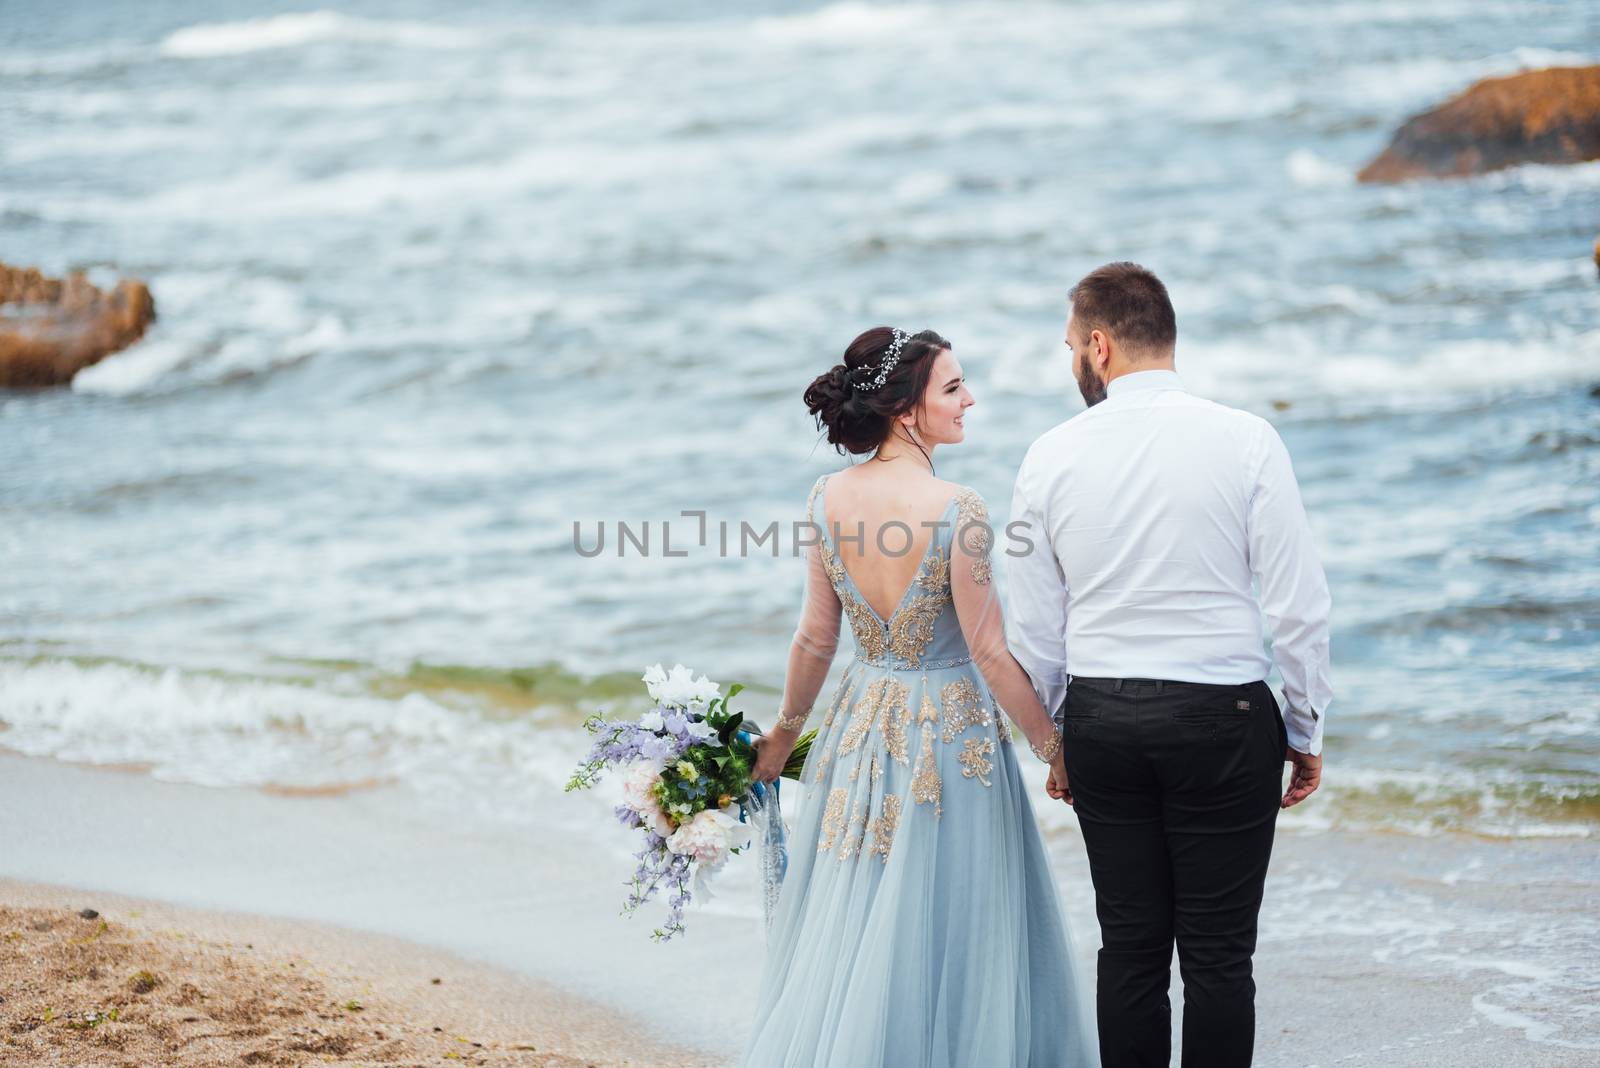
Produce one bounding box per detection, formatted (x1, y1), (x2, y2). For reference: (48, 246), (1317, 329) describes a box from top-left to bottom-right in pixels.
(852, 328), (910, 392)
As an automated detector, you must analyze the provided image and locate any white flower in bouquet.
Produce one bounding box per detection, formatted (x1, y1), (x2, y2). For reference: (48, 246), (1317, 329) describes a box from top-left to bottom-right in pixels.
(620, 758), (672, 836)
(665, 805), (752, 867)
(669, 807), (757, 903)
(642, 663), (721, 709)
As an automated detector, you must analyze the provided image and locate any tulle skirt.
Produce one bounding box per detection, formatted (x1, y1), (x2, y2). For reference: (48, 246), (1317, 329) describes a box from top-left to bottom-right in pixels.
(741, 659), (1098, 1067)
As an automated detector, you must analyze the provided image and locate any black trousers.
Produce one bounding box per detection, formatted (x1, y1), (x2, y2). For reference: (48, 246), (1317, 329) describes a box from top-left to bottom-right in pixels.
(1062, 676), (1286, 1068)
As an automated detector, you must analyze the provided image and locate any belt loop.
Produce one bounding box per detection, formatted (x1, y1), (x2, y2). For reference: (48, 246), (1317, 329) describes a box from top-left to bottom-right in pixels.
(1114, 679), (1123, 694)
(1155, 680), (1164, 695)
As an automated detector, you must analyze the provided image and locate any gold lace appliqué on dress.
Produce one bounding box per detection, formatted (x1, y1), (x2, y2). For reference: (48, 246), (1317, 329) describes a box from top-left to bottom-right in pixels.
(952, 487), (994, 586)
(911, 726), (942, 818)
(880, 688), (912, 765)
(808, 475), (848, 589)
(839, 799), (870, 861)
(917, 545), (950, 592)
(869, 794), (902, 861)
(843, 676), (904, 755)
(940, 676), (992, 743)
(839, 679), (879, 756)
(888, 592), (942, 662)
(958, 737), (996, 787)
(841, 593), (887, 661)
(818, 788), (848, 852)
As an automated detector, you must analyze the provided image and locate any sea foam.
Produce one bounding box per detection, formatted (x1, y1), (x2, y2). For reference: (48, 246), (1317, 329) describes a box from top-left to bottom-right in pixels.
(160, 11), (482, 59)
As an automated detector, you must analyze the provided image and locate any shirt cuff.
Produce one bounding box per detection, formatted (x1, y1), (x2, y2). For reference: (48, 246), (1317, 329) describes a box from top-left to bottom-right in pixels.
(1283, 700), (1324, 757)
(1045, 678), (1068, 732)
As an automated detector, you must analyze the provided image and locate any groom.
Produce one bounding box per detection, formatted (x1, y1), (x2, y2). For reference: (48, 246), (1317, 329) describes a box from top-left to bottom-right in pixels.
(1006, 262), (1332, 1068)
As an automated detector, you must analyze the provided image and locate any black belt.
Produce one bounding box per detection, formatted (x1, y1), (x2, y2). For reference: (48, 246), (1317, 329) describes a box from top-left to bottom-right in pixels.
(1069, 676), (1263, 695)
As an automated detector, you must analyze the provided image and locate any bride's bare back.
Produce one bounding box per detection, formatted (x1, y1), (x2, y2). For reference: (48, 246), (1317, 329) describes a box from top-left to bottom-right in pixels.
(818, 466), (962, 621)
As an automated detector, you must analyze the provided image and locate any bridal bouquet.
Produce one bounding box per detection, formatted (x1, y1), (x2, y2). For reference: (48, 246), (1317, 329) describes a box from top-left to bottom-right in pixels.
(565, 663), (815, 941)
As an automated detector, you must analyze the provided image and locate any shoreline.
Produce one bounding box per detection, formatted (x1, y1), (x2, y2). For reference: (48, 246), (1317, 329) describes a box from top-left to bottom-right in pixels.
(3, 749), (1597, 1065)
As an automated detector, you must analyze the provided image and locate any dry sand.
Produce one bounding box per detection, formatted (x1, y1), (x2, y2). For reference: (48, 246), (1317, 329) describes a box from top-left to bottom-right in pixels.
(0, 882), (719, 1068)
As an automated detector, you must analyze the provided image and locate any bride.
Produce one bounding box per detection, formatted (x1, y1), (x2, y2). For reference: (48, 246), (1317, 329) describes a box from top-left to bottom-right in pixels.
(741, 327), (1097, 1067)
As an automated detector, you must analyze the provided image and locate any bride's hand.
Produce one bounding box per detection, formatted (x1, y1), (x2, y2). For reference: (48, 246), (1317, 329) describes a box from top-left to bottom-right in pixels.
(1044, 751), (1073, 805)
(752, 732), (795, 784)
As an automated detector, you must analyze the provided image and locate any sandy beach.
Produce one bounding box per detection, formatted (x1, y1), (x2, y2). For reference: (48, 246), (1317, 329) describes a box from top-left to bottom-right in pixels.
(0, 886), (711, 1067)
(3, 749), (1597, 1066)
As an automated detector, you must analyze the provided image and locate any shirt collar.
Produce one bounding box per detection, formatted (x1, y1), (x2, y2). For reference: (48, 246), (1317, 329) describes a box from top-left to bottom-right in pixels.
(1105, 368), (1186, 399)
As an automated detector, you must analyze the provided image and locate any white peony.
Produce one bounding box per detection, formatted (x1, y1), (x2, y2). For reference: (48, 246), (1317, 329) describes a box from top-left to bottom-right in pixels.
(664, 805), (750, 866)
(643, 662), (721, 709)
(637, 709), (665, 732)
(620, 759), (671, 836)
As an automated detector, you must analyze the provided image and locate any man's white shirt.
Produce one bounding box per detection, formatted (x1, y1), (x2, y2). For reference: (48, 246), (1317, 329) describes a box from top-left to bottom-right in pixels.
(1005, 369), (1333, 756)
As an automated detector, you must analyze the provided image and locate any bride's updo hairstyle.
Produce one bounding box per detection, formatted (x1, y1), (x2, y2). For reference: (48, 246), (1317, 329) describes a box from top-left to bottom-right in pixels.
(804, 327), (951, 455)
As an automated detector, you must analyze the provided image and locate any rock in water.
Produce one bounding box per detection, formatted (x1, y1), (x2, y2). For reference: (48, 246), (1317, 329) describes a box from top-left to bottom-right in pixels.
(1358, 66), (1600, 183)
(0, 262), (156, 388)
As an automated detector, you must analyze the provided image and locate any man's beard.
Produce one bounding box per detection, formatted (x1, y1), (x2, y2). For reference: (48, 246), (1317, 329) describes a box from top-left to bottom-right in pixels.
(1075, 359), (1107, 407)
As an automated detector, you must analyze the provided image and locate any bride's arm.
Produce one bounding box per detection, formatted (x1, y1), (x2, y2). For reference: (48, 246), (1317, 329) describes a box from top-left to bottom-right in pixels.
(752, 533), (842, 779)
(949, 490), (1065, 766)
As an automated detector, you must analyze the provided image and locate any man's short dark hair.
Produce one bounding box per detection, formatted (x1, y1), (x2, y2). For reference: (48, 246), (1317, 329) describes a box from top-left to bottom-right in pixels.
(1068, 262), (1176, 356)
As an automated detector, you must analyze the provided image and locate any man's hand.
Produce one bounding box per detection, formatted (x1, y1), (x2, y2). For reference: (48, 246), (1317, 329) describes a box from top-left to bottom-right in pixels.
(1282, 747), (1322, 808)
(1045, 751), (1073, 805)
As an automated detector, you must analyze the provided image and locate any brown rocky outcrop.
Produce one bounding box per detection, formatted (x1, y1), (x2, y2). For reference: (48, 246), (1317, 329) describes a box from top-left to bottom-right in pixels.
(0, 262), (156, 387)
(1358, 66), (1600, 183)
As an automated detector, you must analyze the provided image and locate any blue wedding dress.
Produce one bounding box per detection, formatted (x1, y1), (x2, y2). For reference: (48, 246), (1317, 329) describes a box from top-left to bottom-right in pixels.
(741, 474), (1096, 1067)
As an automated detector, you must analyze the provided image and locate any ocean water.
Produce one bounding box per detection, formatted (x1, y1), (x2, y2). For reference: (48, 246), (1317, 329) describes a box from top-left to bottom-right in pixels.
(2, 1), (1597, 846)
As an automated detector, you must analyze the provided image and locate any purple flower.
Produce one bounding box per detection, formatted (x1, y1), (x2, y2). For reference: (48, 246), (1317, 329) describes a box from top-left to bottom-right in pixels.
(640, 734), (677, 762)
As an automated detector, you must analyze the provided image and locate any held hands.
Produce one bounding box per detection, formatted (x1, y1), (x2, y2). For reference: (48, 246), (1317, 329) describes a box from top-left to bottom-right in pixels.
(1044, 751), (1073, 806)
(752, 731), (796, 784)
(1282, 747), (1322, 808)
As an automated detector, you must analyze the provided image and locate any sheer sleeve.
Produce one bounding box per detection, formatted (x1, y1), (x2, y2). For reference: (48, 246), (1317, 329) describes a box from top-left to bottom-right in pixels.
(949, 488), (1063, 761)
(772, 480), (843, 734)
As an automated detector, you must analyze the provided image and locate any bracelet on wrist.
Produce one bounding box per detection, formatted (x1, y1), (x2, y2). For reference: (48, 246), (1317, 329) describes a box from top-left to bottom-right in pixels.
(774, 705), (810, 732)
(1029, 729), (1063, 763)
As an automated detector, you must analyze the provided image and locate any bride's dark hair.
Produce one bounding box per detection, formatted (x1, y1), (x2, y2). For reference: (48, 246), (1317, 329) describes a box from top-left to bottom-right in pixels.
(804, 327), (951, 459)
